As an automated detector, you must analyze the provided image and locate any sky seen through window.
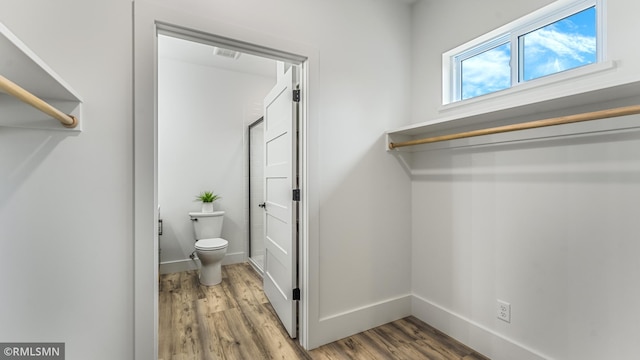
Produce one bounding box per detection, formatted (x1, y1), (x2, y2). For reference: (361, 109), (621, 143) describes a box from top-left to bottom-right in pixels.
(461, 6), (596, 100)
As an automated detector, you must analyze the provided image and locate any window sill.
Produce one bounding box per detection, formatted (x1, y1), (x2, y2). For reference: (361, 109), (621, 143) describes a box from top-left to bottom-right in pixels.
(441, 60), (616, 111)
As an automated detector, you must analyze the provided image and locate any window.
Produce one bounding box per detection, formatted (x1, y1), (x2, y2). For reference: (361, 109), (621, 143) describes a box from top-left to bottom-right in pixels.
(445, 0), (602, 104)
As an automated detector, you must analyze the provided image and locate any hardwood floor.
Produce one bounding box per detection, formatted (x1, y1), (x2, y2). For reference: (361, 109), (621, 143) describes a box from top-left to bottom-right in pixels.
(159, 263), (489, 360)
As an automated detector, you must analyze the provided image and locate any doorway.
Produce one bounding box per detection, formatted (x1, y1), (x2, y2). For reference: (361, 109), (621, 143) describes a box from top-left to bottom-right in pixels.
(156, 25), (304, 344)
(248, 117), (266, 273)
(133, 4), (313, 355)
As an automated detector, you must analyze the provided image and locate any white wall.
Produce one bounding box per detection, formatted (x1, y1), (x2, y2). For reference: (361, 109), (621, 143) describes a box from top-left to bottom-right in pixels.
(158, 49), (276, 272)
(0, 1), (133, 359)
(409, 0), (640, 359)
(1, 0), (413, 358)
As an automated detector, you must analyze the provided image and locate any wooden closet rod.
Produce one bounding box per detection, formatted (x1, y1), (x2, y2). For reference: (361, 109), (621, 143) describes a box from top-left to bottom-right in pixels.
(389, 105), (640, 150)
(0, 74), (78, 128)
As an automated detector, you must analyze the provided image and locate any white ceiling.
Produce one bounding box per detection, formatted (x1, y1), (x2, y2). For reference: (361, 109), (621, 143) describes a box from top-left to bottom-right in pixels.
(158, 34), (277, 79)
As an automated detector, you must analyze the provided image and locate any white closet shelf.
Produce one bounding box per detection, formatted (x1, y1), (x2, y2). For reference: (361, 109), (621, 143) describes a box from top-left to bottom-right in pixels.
(0, 21), (82, 131)
(387, 79), (640, 152)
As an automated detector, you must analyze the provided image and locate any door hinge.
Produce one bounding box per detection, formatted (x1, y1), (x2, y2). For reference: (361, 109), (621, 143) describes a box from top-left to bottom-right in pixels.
(293, 288), (301, 301)
(292, 189), (301, 201)
(292, 89), (301, 102)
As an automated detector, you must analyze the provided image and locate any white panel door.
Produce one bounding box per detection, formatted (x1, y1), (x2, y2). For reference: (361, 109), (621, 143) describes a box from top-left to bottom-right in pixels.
(263, 66), (298, 338)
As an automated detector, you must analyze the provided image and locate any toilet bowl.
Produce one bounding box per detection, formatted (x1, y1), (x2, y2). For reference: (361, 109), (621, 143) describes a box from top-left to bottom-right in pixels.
(189, 211), (229, 286)
(195, 238), (228, 285)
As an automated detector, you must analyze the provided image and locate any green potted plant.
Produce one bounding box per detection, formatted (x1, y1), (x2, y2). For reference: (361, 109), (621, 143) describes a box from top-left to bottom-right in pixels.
(195, 191), (221, 213)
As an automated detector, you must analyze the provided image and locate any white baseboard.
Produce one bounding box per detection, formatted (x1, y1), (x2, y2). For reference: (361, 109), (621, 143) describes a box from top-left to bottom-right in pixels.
(222, 251), (245, 266)
(159, 258), (199, 274)
(309, 294), (412, 349)
(411, 294), (551, 360)
(159, 251), (245, 274)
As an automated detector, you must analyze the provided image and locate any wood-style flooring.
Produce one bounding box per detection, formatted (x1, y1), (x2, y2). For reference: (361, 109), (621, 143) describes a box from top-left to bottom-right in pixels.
(159, 263), (489, 360)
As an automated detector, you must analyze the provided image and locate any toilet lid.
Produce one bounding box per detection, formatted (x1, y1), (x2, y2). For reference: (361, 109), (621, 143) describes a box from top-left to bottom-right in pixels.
(195, 238), (228, 250)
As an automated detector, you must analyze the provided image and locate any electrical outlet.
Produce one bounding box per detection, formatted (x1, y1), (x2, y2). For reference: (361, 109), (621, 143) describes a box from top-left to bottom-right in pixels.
(497, 300), (511, 323)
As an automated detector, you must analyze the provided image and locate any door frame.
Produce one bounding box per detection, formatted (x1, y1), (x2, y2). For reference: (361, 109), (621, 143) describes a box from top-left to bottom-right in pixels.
(133, 2), (314, 358)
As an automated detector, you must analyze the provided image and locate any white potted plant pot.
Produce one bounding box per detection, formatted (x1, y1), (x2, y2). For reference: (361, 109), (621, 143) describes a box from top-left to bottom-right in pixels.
(202, 202), (214, 213)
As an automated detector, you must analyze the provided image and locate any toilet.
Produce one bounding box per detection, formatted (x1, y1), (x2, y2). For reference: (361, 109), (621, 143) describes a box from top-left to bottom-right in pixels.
(189, 211), (229, 286)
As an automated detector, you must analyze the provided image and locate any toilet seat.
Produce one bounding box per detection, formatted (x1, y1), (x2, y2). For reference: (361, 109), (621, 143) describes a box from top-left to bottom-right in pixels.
(195, 238), (228, 251)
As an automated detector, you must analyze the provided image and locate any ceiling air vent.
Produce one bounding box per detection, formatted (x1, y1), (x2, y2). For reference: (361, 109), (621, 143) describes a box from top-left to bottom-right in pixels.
(212, 47), (241, 60)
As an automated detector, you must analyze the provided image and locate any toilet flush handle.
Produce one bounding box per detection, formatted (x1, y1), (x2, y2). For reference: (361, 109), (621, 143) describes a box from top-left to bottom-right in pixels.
(191, 218), (198, 221)
(258, 202), (266, 209)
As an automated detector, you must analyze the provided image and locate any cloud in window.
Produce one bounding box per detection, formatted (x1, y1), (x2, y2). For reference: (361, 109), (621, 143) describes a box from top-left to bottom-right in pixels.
(523, 28), (596, 80)
(462, 43), (511, 100)
(523, 8), (596, 80)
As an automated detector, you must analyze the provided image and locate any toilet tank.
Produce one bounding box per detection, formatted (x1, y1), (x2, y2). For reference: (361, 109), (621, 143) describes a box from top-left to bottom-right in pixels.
(189, 211), (225, 240)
